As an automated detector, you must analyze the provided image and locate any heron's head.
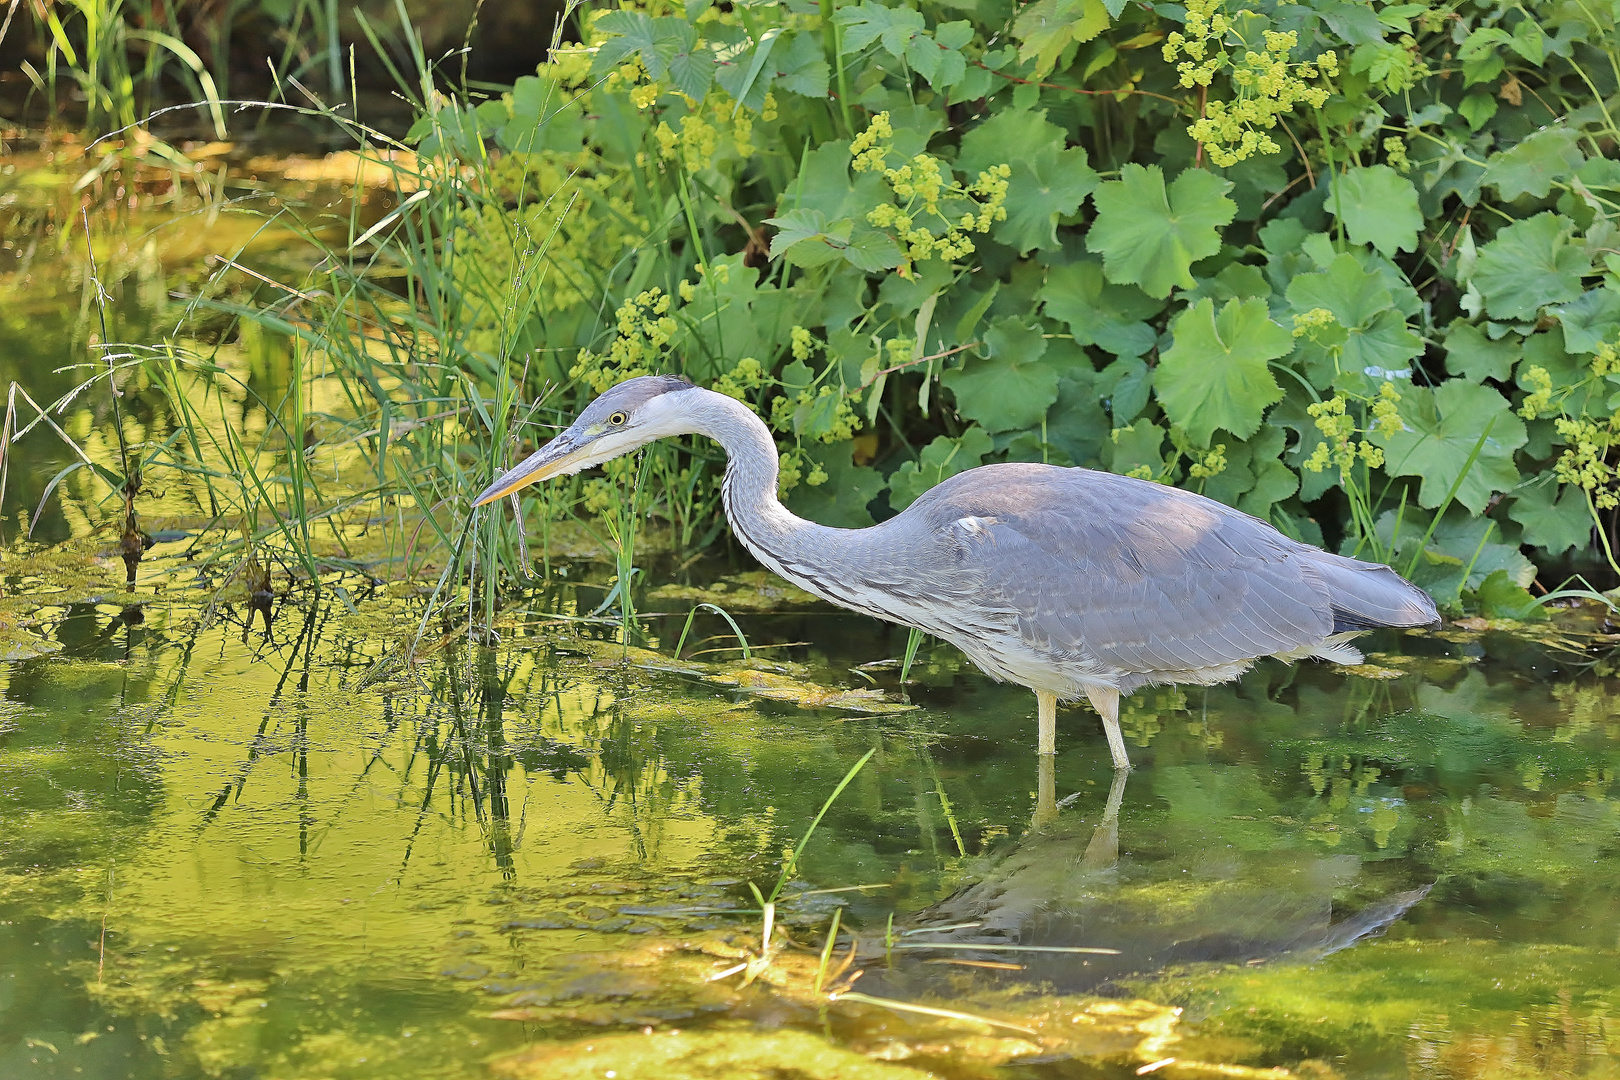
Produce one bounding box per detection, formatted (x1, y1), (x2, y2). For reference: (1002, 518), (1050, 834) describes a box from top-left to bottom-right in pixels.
(473, 375), (700, 507)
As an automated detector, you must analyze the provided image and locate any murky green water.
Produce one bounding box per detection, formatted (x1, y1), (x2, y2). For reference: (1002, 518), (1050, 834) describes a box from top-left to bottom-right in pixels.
(2, 582), (1619, 1079)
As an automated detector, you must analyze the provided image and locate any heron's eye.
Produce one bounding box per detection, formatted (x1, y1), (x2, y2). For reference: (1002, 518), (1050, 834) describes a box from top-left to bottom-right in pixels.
(608, 411), (628, 426)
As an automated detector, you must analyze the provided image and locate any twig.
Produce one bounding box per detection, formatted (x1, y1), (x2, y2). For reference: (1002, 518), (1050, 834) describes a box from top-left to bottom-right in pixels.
(860, 341), (979, 389)
(974, 60), (1185, 106)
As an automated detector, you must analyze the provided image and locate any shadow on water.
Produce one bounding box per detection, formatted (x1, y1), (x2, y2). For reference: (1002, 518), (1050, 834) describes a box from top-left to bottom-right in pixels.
(0, 587), (1619, 1078)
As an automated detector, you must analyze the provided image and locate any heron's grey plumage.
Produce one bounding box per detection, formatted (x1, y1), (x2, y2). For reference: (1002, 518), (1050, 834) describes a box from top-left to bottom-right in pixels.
(477, 378), (1440, 768)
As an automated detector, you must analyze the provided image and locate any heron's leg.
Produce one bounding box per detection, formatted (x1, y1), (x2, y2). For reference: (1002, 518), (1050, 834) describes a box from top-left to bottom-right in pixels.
(1082, 769), (1129, 869)
(1033, 751), (1057, 828)
(1084, 685), (1131, 771)
(1036, 690), (1058, 756)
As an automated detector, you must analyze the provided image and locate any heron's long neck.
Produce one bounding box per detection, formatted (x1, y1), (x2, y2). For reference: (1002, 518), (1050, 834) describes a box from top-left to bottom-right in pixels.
(684, 389), (847, 583)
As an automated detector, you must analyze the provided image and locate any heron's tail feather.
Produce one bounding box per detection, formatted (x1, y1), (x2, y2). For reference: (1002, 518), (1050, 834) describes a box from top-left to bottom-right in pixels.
(1304, 553), (1440, 631)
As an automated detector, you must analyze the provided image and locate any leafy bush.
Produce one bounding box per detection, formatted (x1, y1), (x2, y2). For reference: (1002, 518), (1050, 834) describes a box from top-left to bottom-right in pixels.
(410, 0), (1619, 612)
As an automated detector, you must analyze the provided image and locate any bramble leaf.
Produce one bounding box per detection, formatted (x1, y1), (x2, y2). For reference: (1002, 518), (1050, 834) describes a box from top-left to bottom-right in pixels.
(592, 12), (695, 80)
(1482, 127), (1584, 201)
(772, 30), (830, 98)
(1012, 0), (1112, 76)
(835, 2), (925, 55)
(1087, 165), (1235, 298)
(1156, 297), (1291, 445)
(1371, 382), (1528, 513)
(766, 209), (847, 267)
(1471, 212), (1588, 320)
(1329, 166), (1422, 257)
(888, 427), (994, 510)
(959, 109), (1096, 252)
(941, 317), (1062, 432)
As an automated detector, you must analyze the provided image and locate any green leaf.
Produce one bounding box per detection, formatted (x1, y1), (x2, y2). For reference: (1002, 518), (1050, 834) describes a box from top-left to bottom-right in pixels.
(1329, 166), (1423, 257)
(714, 28), (782, 113)
(1097, 355), (1151, 424)
(1443, 320), (1519, 382)
(904, 28), (967, 90)
(1457, 91), (1497, 130)
(1508, 480), (1593, 557)
(888, 427), (994, 511)
(940, 317), (1062, 432)
(1087, 164), (1236, 298)
(1038, 258), (1163, 357)
(959, 109), (1097, 252)
(791, 140), (887, 222)
(1552, 287), (1620, 353)
(1286, 254), (1424, 382)
(1471, 212), (1588, 321)
(1470, 569), (1545, 621)
(765, 209), (847, 267)
(1012, 0), (1112, 75)
(1482, 127), (1584, 201)
(786, 443), (886, 527)
(1043, 362), (1109, 467)
(1156, 297), (1291, 445)
(592, 12), (695, 80)
(1104, 420), (1167, 477)
(840, 225), (904, 272)
(1370, 382), (1528, 513)
(772, 31), (829, 98)
(500, 76), (585, 153)
(835, 2), (925, 55)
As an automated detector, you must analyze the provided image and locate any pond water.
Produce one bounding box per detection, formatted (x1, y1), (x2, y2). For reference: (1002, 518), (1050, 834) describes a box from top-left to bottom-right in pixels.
(2, 579), (1618, 1080)
(4, 147), (1620, 1080)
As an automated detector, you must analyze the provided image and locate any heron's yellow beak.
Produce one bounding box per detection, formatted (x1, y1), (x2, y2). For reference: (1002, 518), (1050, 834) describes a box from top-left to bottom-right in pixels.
(472, 434), (594, 507)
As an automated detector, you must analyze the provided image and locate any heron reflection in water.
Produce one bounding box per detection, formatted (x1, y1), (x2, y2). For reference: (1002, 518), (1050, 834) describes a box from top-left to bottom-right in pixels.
(475, 376), (1438, 769)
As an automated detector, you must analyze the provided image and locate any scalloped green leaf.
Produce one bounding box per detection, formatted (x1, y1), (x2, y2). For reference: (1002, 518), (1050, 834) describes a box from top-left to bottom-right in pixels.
(958, 109), (1097, 253)
(1087, 165), (1236, 298)
(940, 317), (1062, 432)
(1472, 212), (1588, 321)
(1329, 165), (1423, 257)
(1482, 127), (1584, 201)
(1039, 258), (1163, 357)
(888, 426), (994, 510)
(1156, 297), (1291, 445)
(1286, 254), (1424, 383)
(1370, 382), (1528, 513)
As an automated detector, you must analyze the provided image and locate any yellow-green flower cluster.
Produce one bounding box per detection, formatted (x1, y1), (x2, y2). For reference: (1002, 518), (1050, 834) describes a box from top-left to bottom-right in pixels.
(654, 92), (758, 172)
(1519, 364), (1554, 419)
(457, 159), (647, 355)
(570, 288), (679, 392)
(1162, 0), (1233, 85)
(1303, 391), (1391, 473)
(1554, 417), (1619, 509)
(768, 385), (861, 444)
(1168, 6), (1338, 168)
(853, 113), (1010, 263)
(849, 111), (894, 172)
(1384, 136), (1411, 171)
(1292, 307), (1337, 338)
(1370, 381), (1402, 437)
(791, 325), (816, 361)
(1187, 443), (1228, 479)
(714, 356), (768, 403)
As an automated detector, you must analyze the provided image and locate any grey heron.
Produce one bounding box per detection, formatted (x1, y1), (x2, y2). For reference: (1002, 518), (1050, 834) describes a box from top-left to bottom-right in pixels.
(474, 375), (1439, 770)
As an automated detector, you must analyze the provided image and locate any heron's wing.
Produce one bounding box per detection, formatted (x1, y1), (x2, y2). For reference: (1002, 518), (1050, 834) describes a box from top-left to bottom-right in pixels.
(926, 467), (1336, 674)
